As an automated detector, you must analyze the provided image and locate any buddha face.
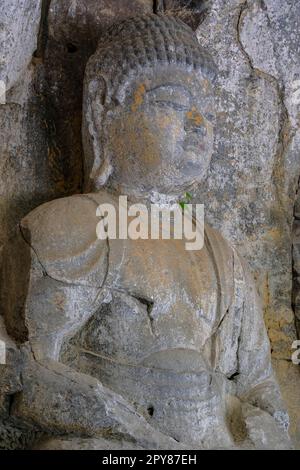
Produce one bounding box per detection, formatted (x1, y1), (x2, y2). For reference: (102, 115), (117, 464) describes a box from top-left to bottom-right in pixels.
(103, 65), (215, 196)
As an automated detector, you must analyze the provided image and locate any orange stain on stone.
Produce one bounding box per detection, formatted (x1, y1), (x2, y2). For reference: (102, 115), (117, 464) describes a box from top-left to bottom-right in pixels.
(186, 107), (204, 126)
(131, 84), (146, 112)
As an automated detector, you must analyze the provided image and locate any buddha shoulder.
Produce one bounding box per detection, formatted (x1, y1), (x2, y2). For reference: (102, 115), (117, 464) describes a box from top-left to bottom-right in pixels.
(20, 192), (114, 287)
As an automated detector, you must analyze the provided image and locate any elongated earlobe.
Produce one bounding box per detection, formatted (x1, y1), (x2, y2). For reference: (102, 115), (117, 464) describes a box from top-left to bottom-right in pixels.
(83, 75), (111, 190)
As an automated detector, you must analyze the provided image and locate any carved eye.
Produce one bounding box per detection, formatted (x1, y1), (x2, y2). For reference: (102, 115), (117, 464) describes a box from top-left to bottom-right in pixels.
(188, 124), (207, 136)
(185, 108), (207, 132)
(154, 100), (189, 112)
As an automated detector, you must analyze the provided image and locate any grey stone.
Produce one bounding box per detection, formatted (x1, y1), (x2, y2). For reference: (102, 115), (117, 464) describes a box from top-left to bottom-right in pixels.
(33, 437), (145, 450)
(0, 13), (290, 450)
(195, 0), (300, 446)
(0, 320), (40, 450)
(0, 0), (42, 93)
(12, 351), (190, 450)
(40, 0), (154, 198)
(242, 403), (292, 450)
(293, 192), (300, 332)
(0, 83), (60, 255)
(196, 0), (299, 360)
(0, 0), (299, 451)
(48, 0), (153, 44)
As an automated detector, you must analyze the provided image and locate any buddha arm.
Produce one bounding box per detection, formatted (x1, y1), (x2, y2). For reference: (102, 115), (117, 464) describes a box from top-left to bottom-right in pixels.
(235, 253), (289, 431)
(9, 348), (185, 450)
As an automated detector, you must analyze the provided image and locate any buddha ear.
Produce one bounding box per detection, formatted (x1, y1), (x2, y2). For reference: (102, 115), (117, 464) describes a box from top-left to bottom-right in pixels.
(82, 75), (111, 190)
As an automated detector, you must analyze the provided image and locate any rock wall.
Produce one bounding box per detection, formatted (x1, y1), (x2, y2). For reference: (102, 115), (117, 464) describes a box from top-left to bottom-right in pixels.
(0, 0), (299, 448)
(0, 0), (46, 252)
(195, 0), (300, 446)
(293, 180), (300, 334)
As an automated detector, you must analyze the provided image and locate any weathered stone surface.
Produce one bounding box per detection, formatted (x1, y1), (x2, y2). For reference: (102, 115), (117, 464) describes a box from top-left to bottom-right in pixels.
(240, 0), (300, 127)
(0, 84), (59, 252)
(240, 0), (300, 341)
(0, 1), (155, 265)
(293, 196), (300, 333)
(0, 317), (22, 400)
(12, 352), (190, 450)
(196, 0), (299, 358)
(41, 0), (154, 196)
(0, 0), (299, 451)
(241, 402), (292, 449)
(0, 0), (42, 92)
(0, 320), (39, 450)
(154, 0), (211, 30)
(0, 13), (290, 450)
(33, 437), (145, 450)
(0, 2), (56, 262)
(273, 359), (300, 449)
(195, 0), (300, 446)
(48, 0), (153, 44)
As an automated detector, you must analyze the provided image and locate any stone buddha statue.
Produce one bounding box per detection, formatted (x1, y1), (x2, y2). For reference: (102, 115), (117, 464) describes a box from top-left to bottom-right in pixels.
(0, 14), (291, 450)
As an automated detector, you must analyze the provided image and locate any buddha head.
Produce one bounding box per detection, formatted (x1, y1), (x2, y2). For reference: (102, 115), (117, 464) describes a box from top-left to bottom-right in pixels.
(83, 13), (216, 198)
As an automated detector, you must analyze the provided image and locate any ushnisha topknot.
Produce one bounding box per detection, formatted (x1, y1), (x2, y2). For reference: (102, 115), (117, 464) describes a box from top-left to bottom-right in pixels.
(85, 13), (216, 98)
